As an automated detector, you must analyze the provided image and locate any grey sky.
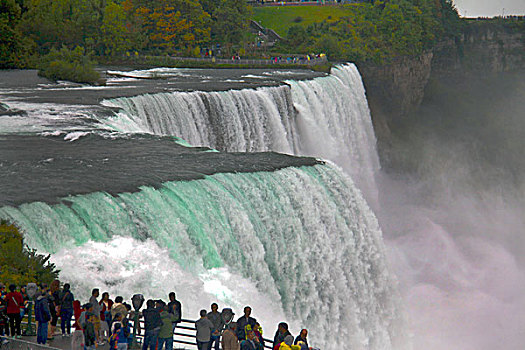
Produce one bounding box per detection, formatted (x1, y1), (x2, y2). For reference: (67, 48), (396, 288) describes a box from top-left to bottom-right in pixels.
(453, 0), (525, 17)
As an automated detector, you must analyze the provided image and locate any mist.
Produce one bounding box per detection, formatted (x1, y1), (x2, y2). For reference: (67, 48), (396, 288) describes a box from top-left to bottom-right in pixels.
(377, 72), (525, 349)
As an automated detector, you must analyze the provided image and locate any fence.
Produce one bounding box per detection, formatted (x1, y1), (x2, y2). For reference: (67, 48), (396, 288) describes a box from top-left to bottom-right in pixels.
(17, 313), (273, 350)
(168, 56), (328, 66)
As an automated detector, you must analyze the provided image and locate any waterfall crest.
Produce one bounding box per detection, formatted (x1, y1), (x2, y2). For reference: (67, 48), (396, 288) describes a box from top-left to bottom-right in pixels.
(102, 64), (380, 201)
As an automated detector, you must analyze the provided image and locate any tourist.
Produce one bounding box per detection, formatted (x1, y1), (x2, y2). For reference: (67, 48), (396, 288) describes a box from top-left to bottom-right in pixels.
(195, 309), (214, 350)
(82, 303), (97, 350)
(58, 283), (74, 337)
(0, 292), (8, 337)
(111, 296), (128, 321)
(100, 292), (113, 341)
(236, 306), (257, 341)
(158, 304), (176, 350)
(6, 284), (23, 338)
(273, 322), (291, 350)
(71, 300), (85, 350)
(89, 288), (103, 345)
(294, 329), (310, 349)
(117, 318), (131, 350)
(207, 303), (224, 350)
(35, 287), (51, 344)
(142, 299), (161, 350)
(221, 322), (239, 350)
(167, 292), (182, 333)
(109, 323), (121, 349)
(48, 279), (60, 340)
(240, 330), (263, 350)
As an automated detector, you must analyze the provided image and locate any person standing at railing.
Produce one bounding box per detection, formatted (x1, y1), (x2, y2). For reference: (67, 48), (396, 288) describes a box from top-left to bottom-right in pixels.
(6, 284), (23, 338)
(158, 303), (176, 350)
(221, 322), (239, 350)
(235, 306), (257, 341)
(240, 330), (263, 350)
(272, 322), (291, 350)
(142, 299), (161, 350)
(71, 300), (85, 350)
(100, 292), (113, 342)
(34, 287), (51, 345)
(89, 288), (103, 346)
(0, 284), (10, 338)
(58, 283), (74, 337)
(48, 280), (60, 341)
(167, 292), (181, 334)
(206, 303), (224, 350)
(196, 309), (214, 350)
(111, 296), (128, 323)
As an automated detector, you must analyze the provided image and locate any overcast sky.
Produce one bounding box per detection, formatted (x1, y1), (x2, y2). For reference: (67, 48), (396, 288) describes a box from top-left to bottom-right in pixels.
(453, 0), (525, 17)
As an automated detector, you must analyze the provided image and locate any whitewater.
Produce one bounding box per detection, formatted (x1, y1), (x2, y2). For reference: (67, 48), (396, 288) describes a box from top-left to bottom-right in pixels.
(2, 63), (524, 350)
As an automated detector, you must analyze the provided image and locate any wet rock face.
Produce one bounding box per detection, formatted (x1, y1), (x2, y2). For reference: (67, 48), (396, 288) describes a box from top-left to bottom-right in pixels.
(357, 53), (433, 163)
(357, 22), (524, 166)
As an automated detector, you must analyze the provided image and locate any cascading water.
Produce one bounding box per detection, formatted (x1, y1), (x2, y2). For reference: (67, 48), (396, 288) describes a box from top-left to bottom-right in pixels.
(0, 164), (405, 350)
(101, 64), (380, 203)
(0, 65), (408, 349)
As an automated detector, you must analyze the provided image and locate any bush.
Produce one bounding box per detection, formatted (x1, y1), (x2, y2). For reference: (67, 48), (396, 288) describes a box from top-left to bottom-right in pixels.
(38, 46), (104, 85)
(0, 220), (60, 286)
(293, 16), (303, 23)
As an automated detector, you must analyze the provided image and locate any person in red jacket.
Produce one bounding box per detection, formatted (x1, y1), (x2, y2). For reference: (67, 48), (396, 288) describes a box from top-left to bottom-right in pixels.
(6, 284), (24, 338)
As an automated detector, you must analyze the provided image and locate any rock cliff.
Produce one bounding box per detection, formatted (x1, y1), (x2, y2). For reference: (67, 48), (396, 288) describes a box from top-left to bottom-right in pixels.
(358, 19), (525, 164)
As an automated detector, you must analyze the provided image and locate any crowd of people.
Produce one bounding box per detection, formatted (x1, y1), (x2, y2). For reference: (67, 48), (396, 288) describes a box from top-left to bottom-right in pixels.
(0, 281), (316, 350)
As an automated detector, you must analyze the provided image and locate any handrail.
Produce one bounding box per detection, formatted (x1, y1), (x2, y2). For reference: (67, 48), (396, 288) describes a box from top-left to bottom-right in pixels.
(21, 309), (275, 349)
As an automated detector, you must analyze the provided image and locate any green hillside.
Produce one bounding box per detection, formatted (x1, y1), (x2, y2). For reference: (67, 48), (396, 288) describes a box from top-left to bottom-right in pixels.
(253, 5), (357, 37)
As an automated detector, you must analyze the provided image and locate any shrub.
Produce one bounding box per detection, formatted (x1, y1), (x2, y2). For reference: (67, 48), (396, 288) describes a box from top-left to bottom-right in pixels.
(38, 46), (104, 85)
(293, 16), (303, 23)
(0, 220), (60, 286)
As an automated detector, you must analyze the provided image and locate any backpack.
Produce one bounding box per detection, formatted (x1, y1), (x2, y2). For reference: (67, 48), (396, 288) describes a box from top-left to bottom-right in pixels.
(109, 333), (119, 349)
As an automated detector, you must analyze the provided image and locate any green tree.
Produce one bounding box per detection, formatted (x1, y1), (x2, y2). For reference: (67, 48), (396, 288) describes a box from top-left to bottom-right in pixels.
(0, 221), (59, 286)
(101, 1), (131, 56)
(212, 0), (251, 52)
(0, 0), (31, 67)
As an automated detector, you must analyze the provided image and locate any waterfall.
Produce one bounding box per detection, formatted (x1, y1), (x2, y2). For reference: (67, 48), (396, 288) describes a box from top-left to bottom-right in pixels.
(102, 64), (380, 202)
(0, 164), (403, 350)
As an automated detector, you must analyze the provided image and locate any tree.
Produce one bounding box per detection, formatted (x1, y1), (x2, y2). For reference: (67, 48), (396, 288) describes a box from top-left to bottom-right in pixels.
(101, 1), (132, 56)
(0, 0), (31, 67)
(0, 220), (59, 286)
(212, 0), (251, 52)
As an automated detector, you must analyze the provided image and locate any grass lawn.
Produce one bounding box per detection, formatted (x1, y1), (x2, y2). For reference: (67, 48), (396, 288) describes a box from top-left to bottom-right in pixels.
(252, 5), (357, 37)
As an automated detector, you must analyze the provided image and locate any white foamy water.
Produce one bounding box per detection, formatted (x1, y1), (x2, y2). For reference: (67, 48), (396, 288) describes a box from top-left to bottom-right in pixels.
(1, 165), (406, 350)
(101, 64), (380, 203)
(51, 236), (296, 338)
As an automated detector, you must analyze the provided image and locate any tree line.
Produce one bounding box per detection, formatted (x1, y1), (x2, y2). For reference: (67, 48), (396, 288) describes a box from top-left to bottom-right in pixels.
(0, 0), (251, 68)
(278, 0), (463, 63)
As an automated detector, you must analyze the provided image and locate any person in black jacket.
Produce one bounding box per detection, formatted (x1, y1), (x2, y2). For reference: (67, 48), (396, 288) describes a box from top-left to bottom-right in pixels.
(167, 292), (182, 333)
(273, 322), (291, 350)
(142, 299), (161, 350)
(236, 306), (257, 341)
(58, 283), (75, 336)
(35, 289), (51, 344)
(294, 329), (310, 349)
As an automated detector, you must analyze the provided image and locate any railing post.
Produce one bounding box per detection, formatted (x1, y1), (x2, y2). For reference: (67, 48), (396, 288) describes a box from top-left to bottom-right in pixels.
(23, 300), (36, 336)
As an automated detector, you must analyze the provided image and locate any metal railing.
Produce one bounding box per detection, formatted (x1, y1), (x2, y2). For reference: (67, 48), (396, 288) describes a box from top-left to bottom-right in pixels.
(19, 312), (274, 349)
